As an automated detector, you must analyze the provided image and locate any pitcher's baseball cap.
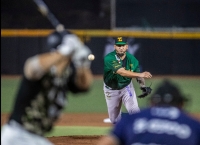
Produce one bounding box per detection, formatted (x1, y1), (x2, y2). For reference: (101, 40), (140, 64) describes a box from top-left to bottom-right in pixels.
(115, 37), (127, 45)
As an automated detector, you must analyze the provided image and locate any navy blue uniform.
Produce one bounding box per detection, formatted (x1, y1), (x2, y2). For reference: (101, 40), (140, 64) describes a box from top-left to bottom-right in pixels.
(111, 107), (200, 145)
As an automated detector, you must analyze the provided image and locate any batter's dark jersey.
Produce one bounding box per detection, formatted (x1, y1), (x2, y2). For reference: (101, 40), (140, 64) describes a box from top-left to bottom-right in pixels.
(9, 63), (87, 136)
(111, 107), (200, 145)
(104, 50), (140, 90)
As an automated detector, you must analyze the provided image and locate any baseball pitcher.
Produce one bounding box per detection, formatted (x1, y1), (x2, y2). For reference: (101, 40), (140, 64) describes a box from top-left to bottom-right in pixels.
(103, 36), (152, 124)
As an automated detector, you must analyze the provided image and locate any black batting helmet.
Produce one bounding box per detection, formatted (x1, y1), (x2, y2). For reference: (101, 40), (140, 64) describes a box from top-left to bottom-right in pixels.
(47, 31), (63, 50)
(46, 30), (71, 50)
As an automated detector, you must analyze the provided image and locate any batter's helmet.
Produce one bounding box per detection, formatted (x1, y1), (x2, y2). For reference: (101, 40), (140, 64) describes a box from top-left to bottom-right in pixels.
(47, 30), (71, 50)
(47, 31), (62, 50)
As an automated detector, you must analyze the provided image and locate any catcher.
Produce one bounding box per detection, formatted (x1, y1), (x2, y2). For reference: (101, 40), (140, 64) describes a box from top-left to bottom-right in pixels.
(98, 80), (200, 145)
(103, 36), (152, 124)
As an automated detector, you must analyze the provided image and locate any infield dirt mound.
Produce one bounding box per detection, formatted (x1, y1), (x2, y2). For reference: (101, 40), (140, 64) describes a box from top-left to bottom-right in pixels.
(1, 113), (111, 145)
(48, 135), (102, 145)
(48, 113), (111, 145)
(2, 113), (200, 145)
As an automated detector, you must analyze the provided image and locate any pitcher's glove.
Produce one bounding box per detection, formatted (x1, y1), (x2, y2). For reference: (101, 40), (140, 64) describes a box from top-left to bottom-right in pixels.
(138, 86), (152, 98)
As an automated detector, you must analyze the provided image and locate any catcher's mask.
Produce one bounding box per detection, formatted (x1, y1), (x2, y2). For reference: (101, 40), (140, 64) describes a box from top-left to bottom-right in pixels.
(150, 79), (188, 107)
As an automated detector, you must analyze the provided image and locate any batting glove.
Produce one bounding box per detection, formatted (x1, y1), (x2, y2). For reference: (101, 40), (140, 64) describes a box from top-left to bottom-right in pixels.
(57, 34), (82, 56)
(72, 45), (92, 68)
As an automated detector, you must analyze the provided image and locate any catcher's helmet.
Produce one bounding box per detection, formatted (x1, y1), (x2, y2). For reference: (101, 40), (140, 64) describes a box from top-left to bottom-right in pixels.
(150, 79), (188, 107)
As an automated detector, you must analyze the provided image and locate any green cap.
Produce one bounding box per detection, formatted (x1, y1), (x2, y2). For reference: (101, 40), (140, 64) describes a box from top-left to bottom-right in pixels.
(115, 37), (127, 45)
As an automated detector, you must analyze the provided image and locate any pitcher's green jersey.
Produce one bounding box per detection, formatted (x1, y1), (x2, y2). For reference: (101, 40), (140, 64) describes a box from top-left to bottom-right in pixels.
(104, 50), (140, 90)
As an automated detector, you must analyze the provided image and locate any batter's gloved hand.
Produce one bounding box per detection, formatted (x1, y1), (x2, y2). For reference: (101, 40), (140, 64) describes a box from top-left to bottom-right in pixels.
(138, 86), (152, 98)
(72, 45), (92, 68)
(57, 33), (92, 68)
(57, 34), (83, 56)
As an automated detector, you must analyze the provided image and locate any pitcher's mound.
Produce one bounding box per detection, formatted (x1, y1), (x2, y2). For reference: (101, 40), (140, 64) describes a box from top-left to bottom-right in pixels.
(48, 135), (102, 145)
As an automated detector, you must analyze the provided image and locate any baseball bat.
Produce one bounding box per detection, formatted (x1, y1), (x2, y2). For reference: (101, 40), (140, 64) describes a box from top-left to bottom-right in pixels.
(33, 0), (65, 33)
(33, 0), (95, 60)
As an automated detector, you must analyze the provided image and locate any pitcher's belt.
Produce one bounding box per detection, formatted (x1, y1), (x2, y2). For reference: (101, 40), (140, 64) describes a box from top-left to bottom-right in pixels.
(105, 85), (119, 90)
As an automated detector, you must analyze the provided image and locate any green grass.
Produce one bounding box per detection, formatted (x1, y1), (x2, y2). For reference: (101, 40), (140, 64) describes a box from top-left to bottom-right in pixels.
(1, 76), (200, 137)
(1, 76), (200, 113)
(45, 126), (111, 137)
(1, 78), (21, 113)
(137, 78), (200, 112)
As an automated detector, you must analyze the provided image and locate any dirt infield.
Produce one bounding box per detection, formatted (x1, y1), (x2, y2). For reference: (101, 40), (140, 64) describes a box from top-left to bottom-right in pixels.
(1, 113), (112, 145)
(48, 135), (102, 145)
(1, 113), (200, 145)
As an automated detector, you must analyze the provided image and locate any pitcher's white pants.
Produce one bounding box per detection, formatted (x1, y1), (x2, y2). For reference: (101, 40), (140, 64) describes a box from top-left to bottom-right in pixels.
(1, 120), (53, 145)
(103, 82), (140, 124)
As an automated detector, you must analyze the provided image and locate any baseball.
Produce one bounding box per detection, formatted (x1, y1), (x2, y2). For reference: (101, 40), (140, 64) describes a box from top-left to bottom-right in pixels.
(88, 54), (95, 61)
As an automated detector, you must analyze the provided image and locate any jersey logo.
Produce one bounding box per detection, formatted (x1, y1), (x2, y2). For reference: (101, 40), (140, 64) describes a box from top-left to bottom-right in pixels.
(114, 65), (121, 68)
(105, 92), (111, 99)
(133, 118), (191, 139)
(117, 37), (122, 41)
(130, 64), (133, 71)
(112, 60), (118, 64)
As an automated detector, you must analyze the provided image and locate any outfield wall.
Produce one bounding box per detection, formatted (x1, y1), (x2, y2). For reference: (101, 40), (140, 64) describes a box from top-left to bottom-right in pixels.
(1, 29), (200, 75)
